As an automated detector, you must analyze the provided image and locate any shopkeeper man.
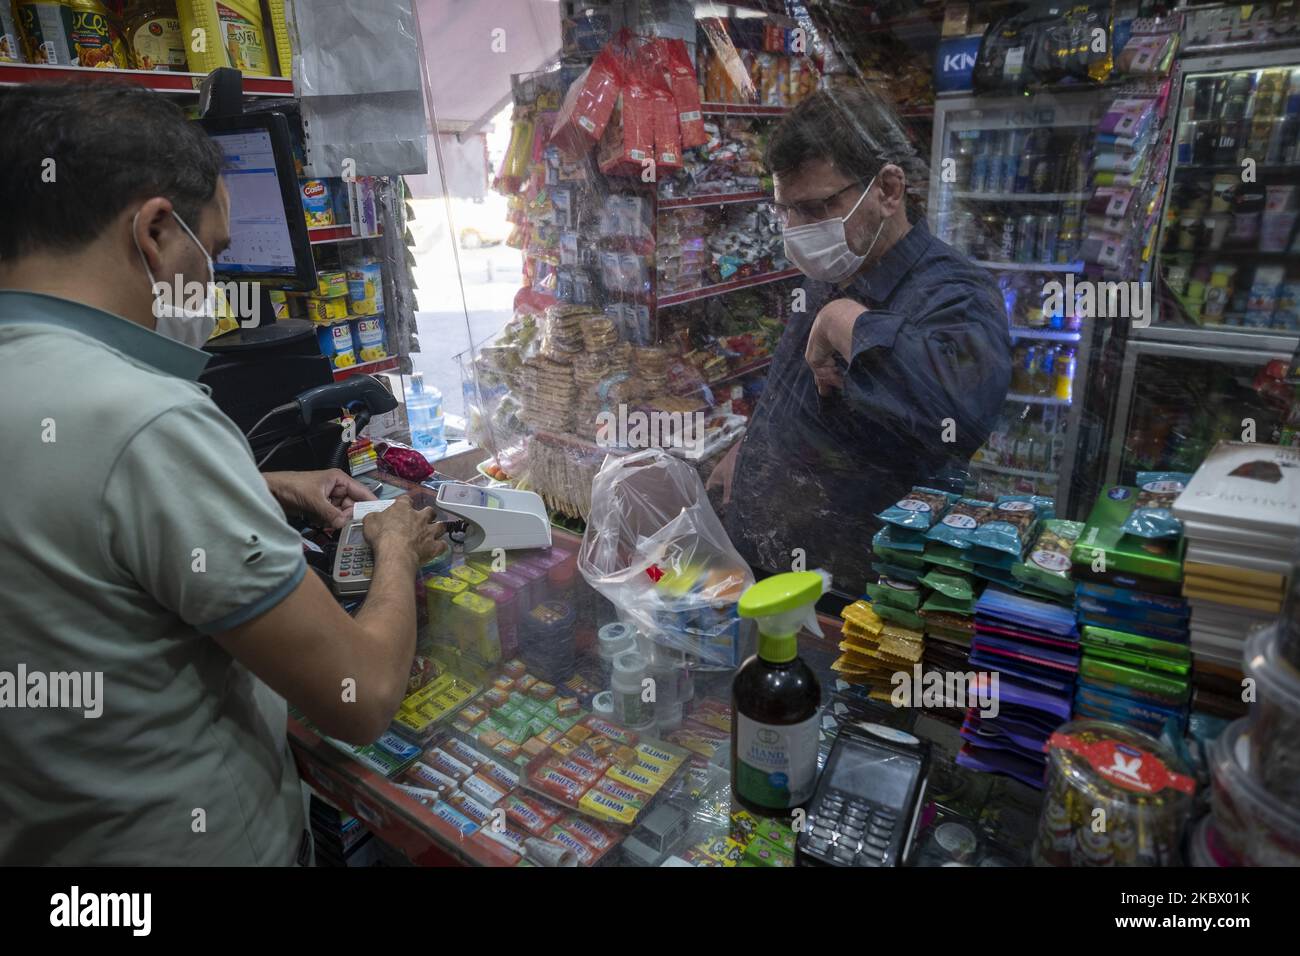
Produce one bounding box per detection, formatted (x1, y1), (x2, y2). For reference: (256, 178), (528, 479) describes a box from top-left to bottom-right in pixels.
(710, 87), (1011, 593)
(0, 85), (445, 865)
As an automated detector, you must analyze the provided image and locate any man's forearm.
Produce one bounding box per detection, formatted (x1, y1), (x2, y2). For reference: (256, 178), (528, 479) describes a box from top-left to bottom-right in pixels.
(352, 544), (420, 713)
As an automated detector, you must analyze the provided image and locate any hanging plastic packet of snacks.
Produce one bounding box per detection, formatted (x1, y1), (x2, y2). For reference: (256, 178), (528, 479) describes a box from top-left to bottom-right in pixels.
(878, 486), (958, 532)
(925, 498), (995, 549)
(968, 494), (1048, 557)
(1013, 519), (1086, 597)
(1120, 472), (1191, 540)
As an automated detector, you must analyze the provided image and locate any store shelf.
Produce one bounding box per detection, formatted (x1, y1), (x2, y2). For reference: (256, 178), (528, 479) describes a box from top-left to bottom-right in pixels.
(1008, 328), (1082, 342)
(712, 357), (773, 386)
(333, 356), (399, 381)
(973, 260), (1085, 273)
(657, 268), (801, 309)
(949, 191), (1091, 202)
(699, 102), (789, 117)
(971, 461), (1060, 481)
(658, 191), (771, 209)
(1173, 162), (1300, 175)
(898, 107), (935, 120)
(0, 61), (293, 96)
(310, 225), (382, 245)
(1005, 392), (1072, 406)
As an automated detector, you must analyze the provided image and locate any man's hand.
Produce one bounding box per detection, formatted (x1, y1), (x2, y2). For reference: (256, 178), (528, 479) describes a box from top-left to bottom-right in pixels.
(805, 297), (866, 396)
(705, 440), (742, 506)
(362, 495), (447, 565)
(265, 468), (377, 529)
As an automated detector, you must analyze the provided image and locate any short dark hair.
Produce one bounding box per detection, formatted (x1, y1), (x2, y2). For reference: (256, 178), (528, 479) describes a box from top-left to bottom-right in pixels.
(765, 85), (926, 218)
(0, 84), (225, 261)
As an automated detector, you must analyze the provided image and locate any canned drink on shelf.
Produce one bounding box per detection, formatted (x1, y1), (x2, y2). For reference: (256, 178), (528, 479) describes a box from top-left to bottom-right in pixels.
(998, 216), (1017, 262)
(1036, 214), (1058, 264)
(1015, 153), (1038, 193)
(1016, 214), (1038, 263)
(971, 153), (990, 193)
(978, 213), (999, 259)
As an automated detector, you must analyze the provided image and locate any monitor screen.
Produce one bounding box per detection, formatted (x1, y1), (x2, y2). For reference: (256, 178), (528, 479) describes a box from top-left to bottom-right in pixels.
(210, 127), (299, 278)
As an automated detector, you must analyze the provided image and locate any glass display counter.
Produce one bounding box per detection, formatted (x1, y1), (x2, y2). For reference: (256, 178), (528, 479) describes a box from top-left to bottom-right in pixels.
(288, 473), (1044, 867)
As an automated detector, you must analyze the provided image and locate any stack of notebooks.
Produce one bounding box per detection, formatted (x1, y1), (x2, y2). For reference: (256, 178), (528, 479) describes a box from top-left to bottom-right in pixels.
(1171, 442), (1299, 665)
(955, 587), (1080, 789)
(833, 599), (923, 703)
(1070, 484), (1194, 734)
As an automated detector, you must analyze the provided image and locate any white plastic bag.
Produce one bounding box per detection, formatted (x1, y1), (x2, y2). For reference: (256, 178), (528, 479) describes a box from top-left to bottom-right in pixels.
(578, 449), (754, 668)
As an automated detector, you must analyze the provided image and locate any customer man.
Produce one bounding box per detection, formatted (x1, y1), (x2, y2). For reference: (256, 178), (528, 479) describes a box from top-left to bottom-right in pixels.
(0, 85), (443, 865)
(710, 87), (1010, 592)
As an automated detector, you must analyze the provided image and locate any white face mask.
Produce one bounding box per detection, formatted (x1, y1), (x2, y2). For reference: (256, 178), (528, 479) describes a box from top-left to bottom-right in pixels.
(133, 209), (218, 348)
(782, 174), (887, 284)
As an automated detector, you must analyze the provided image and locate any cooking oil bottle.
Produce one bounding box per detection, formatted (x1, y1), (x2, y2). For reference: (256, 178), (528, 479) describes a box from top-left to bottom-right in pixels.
(175, 0), (270, 76)
(121, 0), (186, 72)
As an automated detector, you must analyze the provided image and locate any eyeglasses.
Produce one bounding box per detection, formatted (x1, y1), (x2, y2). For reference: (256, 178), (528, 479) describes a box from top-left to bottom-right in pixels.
(773, 181), (867, 226)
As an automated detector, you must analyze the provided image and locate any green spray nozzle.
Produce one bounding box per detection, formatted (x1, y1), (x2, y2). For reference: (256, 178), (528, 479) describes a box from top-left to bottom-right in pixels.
(738, 571), (827, 663)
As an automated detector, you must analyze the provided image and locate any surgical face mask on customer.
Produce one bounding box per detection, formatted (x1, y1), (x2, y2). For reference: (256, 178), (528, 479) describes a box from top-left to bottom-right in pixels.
(782, 173), (887, 284)
(133, 209), (218, 348)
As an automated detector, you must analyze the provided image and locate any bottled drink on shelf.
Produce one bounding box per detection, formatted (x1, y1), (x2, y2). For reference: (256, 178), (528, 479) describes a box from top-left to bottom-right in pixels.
(406, 371), (447, 463)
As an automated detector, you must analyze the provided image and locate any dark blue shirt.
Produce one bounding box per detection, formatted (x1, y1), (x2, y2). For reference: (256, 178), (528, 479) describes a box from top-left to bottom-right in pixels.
(724, 218), (1011, 594)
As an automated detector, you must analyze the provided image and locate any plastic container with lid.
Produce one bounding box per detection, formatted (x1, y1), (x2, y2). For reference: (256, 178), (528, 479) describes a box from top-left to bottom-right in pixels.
(1243, 622), (1300, 804)
(519, 599), (576, 683)
(1032, 719), (1196, 867)
(1186, 815), (1240, 868)
(597, 622), (637, 682)
(475, 581), (519, 659)
(510, 561), (548, 610)
(424, 575), (468, 631)
(1209, 718), (1300, 866)
(450, 562), (489, 589)
(611, 650), (653, 727)
(450, 591), (500, 663)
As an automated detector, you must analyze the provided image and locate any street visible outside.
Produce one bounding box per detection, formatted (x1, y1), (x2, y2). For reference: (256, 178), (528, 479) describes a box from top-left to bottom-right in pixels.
(407, 199), (521, 424)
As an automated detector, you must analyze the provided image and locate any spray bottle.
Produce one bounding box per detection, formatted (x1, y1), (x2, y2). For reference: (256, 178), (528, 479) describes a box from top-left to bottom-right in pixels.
(731, 570), (824, 815)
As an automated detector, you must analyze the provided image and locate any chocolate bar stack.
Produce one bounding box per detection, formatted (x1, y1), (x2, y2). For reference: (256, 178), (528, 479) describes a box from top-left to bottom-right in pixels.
(1070, 486), (1196, 735)
(955, 587), (1079, 789)
(1171, 442), (1298, 668)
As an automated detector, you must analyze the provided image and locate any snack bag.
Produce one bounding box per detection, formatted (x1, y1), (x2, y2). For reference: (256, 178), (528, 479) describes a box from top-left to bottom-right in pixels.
(653, 37), (707, 149)
(878, 487), (958, 532)
(550, 47), (623, 160)
(1013, 519), (1085, 596)
(1120, 472), (1190, 540)
(866, 576), (923, 610)
(968, 495), (1046, 557)
(924, 498), (994, 549)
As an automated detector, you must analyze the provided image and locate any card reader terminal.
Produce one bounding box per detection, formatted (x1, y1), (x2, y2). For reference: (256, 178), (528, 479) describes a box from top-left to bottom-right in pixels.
(796, 722), (930, 867)
(331, 520), (374, 596)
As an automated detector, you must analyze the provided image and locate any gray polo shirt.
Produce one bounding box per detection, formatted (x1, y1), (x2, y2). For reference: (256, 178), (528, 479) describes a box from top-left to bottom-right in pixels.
(0, 291), (308, 865)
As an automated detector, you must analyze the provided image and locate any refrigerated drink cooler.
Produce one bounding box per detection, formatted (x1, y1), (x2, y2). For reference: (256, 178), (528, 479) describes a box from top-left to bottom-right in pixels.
(929, 91), (1107, 517)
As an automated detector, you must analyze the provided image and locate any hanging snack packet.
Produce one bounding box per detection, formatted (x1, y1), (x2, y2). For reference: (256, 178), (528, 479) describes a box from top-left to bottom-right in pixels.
(878, 487), (957, 532)
(1013, 519), (1085, 596)
(925, 498), (995, 550)
(968, 495), (1042, 557)
(1120, 473), (1191, 539)
(866, 576), (923, 610)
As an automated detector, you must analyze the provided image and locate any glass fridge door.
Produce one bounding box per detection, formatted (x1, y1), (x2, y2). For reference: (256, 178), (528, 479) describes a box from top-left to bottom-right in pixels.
(1152, 51), (1300, 346)
(1107, 340), (1298, 486)
(929, 94), (1102, 510)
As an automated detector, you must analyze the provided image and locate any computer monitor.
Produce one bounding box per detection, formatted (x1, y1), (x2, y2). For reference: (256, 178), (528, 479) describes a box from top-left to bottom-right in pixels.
(199, 111), (316, 291)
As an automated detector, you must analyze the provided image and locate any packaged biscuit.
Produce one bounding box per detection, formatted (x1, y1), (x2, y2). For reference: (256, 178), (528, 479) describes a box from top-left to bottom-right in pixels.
(968, 495), (1043, 557)
(1120, 472), (1190, 540)
(919, 570), (975, 602)
(878, 487), (957, 532)
(1013, 519), (1085, 596)
(925, 498), (995, 549)
(873, 602), (925, 632)
(873, 524), (927, 553)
